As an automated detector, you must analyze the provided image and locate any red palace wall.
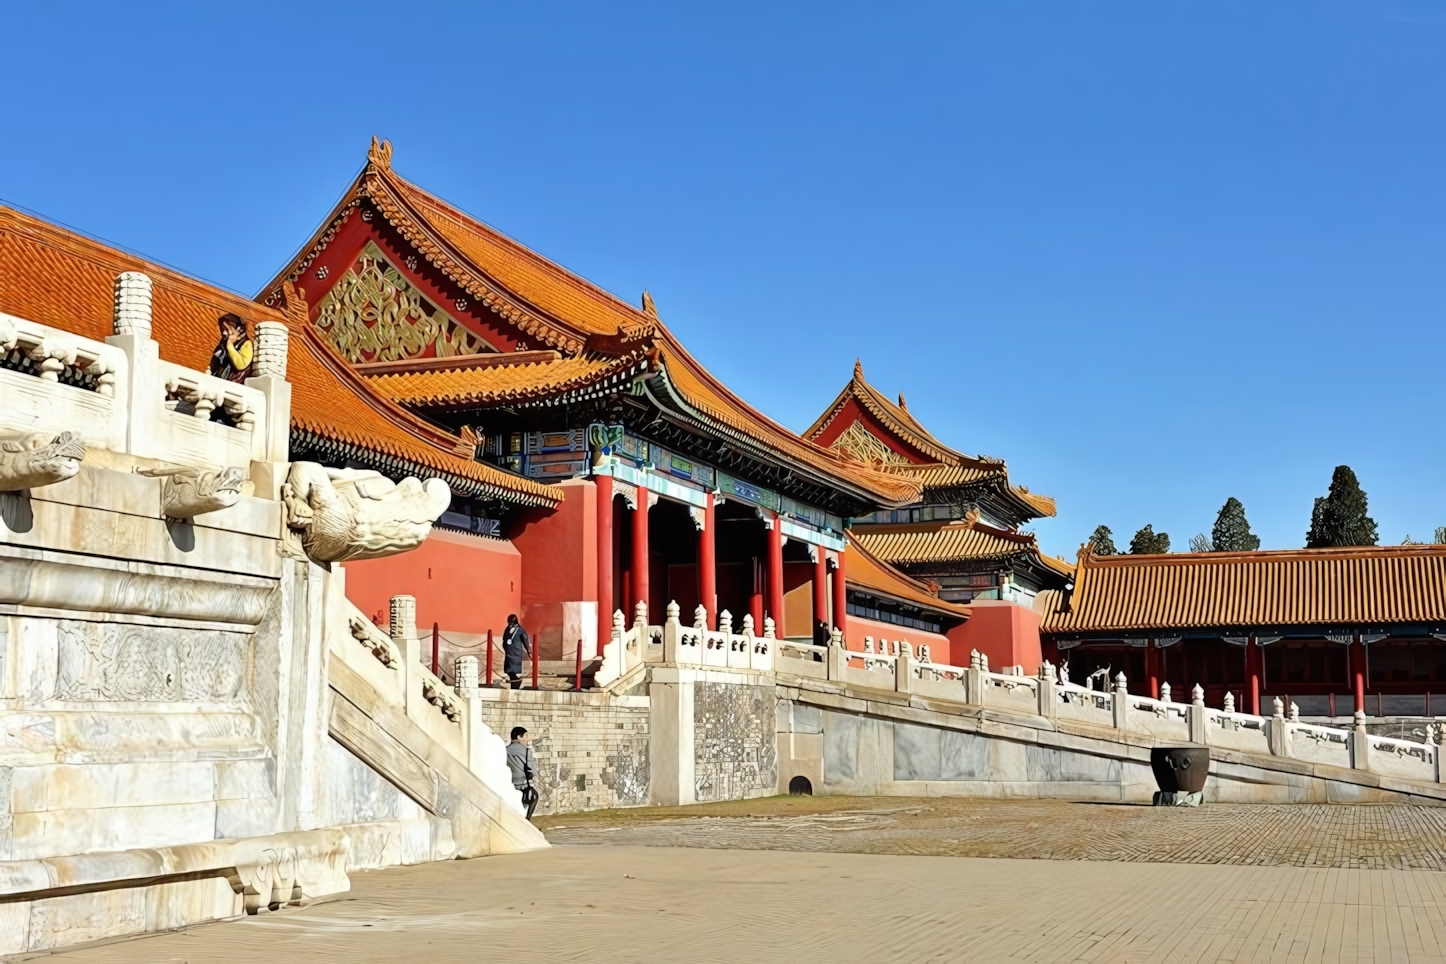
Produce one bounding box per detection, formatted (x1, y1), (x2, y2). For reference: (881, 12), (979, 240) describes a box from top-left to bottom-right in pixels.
(342, 528), (521, 640)
(947, 600), (1043, 674)
(509, 478), (597, 660)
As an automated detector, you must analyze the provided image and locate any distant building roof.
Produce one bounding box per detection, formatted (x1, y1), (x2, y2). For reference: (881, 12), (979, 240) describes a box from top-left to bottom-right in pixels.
(804, 360), (1055, 521)
(846, 533), (972, 621)
(1038, 544), (1446, 635)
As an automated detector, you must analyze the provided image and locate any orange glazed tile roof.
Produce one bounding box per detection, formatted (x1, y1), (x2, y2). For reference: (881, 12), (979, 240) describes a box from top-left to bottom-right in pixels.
(651, 334), (924, 506)
(846, 533), (971, 620)
(0, 206), (559, 508)
(806, 361), (1056, 520)
(1039, 544), (1446, 634)
(854, 517), (1042, 566)
(366, 352), (642, 408)
(263, 140), (920, 509)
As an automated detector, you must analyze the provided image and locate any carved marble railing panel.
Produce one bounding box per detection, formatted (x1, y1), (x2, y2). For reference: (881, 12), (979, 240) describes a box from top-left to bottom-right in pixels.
(417, 664), (462, 724)
(347, 614), (400, 668)
(911, 661), (970, 704)
(915, 659), (966, 682)
(980, 669), (1038, 710)
(1054, 682), (1114, 726)
(0, 316), (123, 458)
(155, 361), (265, 469)
(1287, 720), (1353, 768)
(1369, 732), (1438, 782)
(1125, 694), (1191, 741)
(1204, 709), (1272, 754)
(596, 607), (655, 687)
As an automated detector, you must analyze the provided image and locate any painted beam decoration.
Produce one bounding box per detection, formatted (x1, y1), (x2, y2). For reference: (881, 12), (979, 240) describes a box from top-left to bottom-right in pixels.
(584, 422), (846, 550)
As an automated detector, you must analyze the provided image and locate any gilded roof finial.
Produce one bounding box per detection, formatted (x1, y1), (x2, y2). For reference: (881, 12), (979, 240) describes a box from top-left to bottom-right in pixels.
(641, 289), (658, 318)
(369, 136), (393, 170)
(897, 392), (907, 410)
(853, 358), (864, 381)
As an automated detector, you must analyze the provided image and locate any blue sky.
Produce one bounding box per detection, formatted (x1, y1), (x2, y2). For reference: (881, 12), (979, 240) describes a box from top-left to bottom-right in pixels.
(5, 2), (1443, 556)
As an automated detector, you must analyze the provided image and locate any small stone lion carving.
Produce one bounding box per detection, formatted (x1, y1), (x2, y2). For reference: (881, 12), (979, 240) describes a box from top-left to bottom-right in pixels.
(282, 461), (450, 563)
(138, 465), (248, 518)
(0, 431), (86, 491)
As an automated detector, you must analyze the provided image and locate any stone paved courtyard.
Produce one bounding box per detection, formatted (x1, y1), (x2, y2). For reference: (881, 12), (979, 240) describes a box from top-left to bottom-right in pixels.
(36, 799), (1446, 963)
(541, 796), (1446, 870)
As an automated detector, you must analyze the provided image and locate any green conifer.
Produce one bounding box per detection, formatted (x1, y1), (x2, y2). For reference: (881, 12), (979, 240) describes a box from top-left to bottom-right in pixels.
(1088, 525), (1118, 555)
(1211, 497), (1261, 552)
(1305, 466), (1378, 548)
(1129, 524), (1170, 554)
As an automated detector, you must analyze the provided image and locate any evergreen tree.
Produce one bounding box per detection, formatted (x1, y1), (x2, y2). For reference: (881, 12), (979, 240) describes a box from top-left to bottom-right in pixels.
(1305, 465), (1379, 548)
(1436, 527), (1446, 545)
(1129, 524), (1170, 554)
(1211, 497), (1261, 552)
(1088, 525), (1118, 555)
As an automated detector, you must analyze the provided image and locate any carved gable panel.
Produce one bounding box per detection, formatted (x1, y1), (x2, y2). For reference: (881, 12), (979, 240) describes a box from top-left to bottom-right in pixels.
(313, 242), (490, 363)
(831, 420), (910, 466)
(56, 621), (250, 702)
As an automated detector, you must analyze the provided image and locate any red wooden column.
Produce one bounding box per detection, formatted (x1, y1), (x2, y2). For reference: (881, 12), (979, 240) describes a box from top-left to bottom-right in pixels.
(1247, 638), (1261, 716)
(831, 549), (848, 642)
(1352, 635), (1366, 716)
(766, 515), (785, 631)
(812, 549), (828, 637)
(1146, 643), (1159, 700)
(749, 557), (764, 630)
(699, 493), (717, 629)
(595, 474), (613, 658)
(631, 484), (650, 617)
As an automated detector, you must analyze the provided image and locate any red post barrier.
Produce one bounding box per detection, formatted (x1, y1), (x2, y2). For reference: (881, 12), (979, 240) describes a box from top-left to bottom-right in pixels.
(485, 629), (494, 687)
(531, 633), (540, 690)
(431, 622), (439, 678)
(574, 639), (583, 691)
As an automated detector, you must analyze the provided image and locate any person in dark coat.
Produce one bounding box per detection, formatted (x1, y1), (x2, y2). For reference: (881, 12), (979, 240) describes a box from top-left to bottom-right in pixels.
(502, 613), (531, 689)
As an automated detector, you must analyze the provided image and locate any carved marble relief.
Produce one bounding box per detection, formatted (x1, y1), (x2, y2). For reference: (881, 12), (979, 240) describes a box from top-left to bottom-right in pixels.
(693, 682), (778, 802)
(830, 421), (910, 466)
(55, 620), (249, 702)
(313, 242), (487, 363)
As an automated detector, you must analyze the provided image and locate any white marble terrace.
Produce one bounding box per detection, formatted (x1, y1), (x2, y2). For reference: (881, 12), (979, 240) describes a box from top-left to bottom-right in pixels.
(0, 272), (541, 956)
(597, 600), (1444, 789)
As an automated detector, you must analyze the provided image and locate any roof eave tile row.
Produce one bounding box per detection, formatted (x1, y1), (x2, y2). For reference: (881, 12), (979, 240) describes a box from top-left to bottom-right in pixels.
(1040, 544), (1446, 634)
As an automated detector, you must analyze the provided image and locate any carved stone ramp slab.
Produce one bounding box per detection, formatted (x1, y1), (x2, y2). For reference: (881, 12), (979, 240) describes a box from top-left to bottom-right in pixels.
(327, 658), (547, 857)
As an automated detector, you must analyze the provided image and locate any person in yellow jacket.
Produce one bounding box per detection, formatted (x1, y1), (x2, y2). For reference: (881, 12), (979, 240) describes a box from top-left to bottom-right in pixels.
(209, 313), (254, 382)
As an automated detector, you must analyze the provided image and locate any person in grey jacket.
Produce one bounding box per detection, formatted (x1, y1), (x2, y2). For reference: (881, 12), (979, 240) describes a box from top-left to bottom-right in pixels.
(506, 726), (538, 819)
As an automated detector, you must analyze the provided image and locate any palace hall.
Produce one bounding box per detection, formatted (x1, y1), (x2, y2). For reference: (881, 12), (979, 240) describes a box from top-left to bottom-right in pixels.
(243, 140), (1002, 670)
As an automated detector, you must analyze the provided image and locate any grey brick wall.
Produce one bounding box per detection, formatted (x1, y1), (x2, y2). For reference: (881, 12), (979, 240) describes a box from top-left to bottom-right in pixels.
(479, 693), (650, 815)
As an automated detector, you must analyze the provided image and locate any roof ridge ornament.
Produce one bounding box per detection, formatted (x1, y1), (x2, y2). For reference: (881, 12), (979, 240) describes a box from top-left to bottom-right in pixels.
(641, 289), (658, 318)
(368, 136), (393, 170)
(854, 358), (864, 381)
